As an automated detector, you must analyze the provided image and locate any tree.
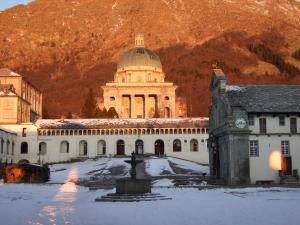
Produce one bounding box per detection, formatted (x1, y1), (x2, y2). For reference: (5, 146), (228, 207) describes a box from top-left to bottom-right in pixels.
(94, 107), (104, 118)
(107, 107), (119, 118)
(42, 106), (50, 119)
(66, 112), (72, 119)
(81, 88), (97, 118)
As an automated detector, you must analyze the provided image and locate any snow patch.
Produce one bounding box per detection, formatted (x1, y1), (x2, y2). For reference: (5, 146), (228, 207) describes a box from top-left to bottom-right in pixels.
(226, 85), (246, 92)
(145, 158), (175, 176)
(168, 157), (209, 174)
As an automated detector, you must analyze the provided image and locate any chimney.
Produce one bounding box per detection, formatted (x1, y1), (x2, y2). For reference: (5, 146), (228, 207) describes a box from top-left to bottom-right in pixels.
(60, 116), (65, 123)
(135, 33), (145, 47)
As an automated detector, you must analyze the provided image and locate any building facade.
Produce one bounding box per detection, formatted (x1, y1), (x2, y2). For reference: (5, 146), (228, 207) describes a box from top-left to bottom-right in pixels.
(208, 69), (300, 185)
(0, 68), (42, 124)
(102, 33), (178, 119)
(0, 118), (209, 165)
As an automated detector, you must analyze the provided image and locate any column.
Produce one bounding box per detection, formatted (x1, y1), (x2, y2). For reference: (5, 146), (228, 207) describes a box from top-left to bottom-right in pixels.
(130, 95), (134, 118)
(144, 95), (147, 118)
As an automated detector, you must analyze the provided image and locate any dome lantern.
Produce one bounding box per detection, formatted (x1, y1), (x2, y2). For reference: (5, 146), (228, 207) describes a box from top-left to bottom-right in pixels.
(135, 33), (145, 47)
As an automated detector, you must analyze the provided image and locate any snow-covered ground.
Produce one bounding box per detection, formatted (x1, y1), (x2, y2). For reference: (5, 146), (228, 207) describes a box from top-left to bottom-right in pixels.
(1, 158), (300, 225)
(168, 157), (209, 174)
(0, 183), (300, 225)
(145, 158), (175, 176)
(48, 157), (130, 183)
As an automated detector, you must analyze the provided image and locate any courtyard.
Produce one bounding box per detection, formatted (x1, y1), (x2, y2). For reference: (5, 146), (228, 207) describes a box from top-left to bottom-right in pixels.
(0, 157), (300, 225)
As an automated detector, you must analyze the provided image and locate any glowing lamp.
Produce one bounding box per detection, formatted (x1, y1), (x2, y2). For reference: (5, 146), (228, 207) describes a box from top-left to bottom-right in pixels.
(269, 150), (282, 170)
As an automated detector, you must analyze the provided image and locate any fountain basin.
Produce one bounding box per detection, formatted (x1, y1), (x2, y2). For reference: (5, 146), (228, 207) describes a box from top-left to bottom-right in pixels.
(116, 178), (151, 194)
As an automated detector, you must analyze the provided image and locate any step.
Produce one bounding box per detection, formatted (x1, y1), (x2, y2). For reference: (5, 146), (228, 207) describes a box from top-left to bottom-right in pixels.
(95, 193), (172, 202)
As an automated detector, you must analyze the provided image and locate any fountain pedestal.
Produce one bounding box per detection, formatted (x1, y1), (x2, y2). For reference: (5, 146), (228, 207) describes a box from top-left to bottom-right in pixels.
(95, 153), (171, 202)
(116, 153), (151, 194)
(116, 178), (151, 194)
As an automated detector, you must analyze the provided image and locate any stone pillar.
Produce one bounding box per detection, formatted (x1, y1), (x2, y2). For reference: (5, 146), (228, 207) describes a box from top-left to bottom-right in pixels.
(144, 95), (147, 118)
(130, 95), (134, 118)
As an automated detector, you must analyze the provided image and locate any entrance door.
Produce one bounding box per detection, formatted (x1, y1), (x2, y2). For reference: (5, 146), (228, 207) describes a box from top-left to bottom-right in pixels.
(154, 140), (164, 155)
(213, 149), (220, 178)
(282, 156), (292, 176)
(117, 140), (125, 155)
(135, 140), (144, 155)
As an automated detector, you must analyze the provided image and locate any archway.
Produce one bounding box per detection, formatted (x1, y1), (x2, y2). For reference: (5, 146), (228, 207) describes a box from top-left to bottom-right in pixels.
(60, 141), (69, 153)
(164, 107), (170, 118)
(116, 140), (125, 155)
(79, 140), (88, 156)
(39, 142), (47, 155)
(154, 140), (164, 155)
(190, 139), (199, 152)
(135, 140), (144, 155)
(97, 140), (106, 155)
(20, 142), (28, 154)
(173, 139), (181, 152)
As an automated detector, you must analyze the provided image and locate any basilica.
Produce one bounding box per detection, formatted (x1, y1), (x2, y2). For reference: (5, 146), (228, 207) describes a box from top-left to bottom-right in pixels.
(0, 34), (209, 166)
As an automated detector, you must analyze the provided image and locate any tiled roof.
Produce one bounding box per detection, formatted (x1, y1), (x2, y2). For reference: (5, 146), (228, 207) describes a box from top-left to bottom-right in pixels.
(226, 85), (300, 113)
(36, 118), (209, 129)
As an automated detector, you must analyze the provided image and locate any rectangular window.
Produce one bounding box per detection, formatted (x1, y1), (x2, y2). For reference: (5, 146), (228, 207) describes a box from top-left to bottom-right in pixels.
(290, 118), (297, 134)
(248, 115), (255, 126)
(22, 128), (27, 137)
(259, 118), (267, 134)
(279, 116), (285, 126)
(249, 140), (259, 157)
(281, 140), (290, 156)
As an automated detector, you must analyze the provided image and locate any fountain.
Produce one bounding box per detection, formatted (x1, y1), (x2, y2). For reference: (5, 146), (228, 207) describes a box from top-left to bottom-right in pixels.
(116, 152), (151, 194)
(95, 152), (171, 202)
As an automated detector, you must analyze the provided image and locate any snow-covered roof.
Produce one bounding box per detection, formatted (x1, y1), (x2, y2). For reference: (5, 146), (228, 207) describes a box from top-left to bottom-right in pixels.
(0, 68), (20, 77)
(0, 90), (16, 96)
(36, 118), (209, 129)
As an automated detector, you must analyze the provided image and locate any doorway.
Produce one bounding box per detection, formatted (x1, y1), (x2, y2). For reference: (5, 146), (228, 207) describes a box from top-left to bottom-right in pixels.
(154, 140), (164, 155)
(135, 140), (144, 155)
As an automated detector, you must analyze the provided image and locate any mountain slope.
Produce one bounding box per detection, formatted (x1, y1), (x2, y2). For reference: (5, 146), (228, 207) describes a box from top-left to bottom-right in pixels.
(0, 0), (300, 117)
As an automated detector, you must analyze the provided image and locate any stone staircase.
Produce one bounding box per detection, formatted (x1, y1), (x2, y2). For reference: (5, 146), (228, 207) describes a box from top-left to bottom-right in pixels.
(280, 176), (299, 185)
(95, 193), (172, 202)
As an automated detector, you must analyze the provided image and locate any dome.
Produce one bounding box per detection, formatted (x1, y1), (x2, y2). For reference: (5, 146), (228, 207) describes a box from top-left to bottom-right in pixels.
(117, 47), (162, 70)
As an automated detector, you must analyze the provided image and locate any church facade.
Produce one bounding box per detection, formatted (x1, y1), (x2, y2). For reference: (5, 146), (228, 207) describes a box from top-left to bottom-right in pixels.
(208, 69), (300, 185)
(0, 33), (208, 165)
(102, 33), (181, 118)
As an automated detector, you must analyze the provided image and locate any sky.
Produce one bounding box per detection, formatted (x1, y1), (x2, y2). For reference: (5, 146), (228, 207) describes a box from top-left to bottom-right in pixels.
(0, 0), (32, 11)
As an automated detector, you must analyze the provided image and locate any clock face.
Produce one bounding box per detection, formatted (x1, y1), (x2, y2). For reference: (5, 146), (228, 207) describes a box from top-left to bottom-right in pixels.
(235, 118), (247, 129)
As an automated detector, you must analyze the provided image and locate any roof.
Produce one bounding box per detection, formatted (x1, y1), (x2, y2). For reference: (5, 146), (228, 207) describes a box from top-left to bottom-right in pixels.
(35, 118), (209, 129)
(226, 85), (300, 113)
(0, 68), (20, 77)
(117, 47), (162, 70)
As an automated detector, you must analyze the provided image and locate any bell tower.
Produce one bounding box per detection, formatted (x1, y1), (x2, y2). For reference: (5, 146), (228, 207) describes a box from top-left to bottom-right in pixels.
(135, 33), (145, 47)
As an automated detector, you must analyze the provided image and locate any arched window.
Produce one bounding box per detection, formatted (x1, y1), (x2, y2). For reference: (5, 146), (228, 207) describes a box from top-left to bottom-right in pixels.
(79, 140), (88, 156)
(39, 142), (47, 155)
(1, 139), (4, 154)
(173, 139), (181, 152)
(6, 140), (10, 154)
(60, 141), (69, 153)
(190, 139), (198, 152)
(116, 140), (125, 155)
(97, 140), (106, 155)
(12, 142), (15, 156)
(21, 142), (28, 154)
